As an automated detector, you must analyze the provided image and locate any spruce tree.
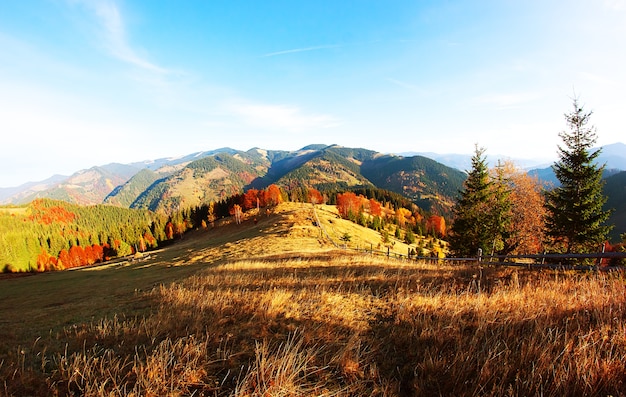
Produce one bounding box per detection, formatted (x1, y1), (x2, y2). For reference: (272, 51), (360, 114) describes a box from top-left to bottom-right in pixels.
(545, 98), (612, 253)
(450, 145), (492, 257)
(488, 160), (513, 255)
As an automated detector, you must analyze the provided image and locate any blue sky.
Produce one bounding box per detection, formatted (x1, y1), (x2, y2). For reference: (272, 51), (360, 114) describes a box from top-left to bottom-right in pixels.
(1, 0), (625, 187)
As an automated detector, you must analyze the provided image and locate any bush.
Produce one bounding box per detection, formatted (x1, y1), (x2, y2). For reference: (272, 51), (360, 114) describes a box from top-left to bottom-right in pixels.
(3, 263), (17, 273)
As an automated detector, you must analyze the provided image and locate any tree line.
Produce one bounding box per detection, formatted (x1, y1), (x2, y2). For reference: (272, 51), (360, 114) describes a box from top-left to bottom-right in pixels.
(449, 98), (623, 260)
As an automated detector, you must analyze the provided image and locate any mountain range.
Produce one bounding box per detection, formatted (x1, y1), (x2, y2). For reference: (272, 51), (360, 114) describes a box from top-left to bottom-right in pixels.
(0, 145), (468, 216)
(1, 143), (624, 241)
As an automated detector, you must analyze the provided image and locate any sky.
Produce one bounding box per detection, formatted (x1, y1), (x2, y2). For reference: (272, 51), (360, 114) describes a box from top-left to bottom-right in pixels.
(1, 0), (625, 187)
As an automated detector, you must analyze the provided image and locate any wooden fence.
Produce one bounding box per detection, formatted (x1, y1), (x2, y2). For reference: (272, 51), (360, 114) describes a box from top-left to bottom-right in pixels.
(312, 204), (626, 270)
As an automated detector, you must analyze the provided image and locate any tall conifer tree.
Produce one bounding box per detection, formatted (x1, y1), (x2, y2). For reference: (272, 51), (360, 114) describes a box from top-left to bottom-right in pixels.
(450, 145), (492, 257)
(545, 98), (612, 253)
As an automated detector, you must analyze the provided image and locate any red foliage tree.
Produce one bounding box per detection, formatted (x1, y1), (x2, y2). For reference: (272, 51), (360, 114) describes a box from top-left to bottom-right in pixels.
(68, 245), (85, 268)
(369, 198), (382, 217)
(243, 189), (261, 210)
(83, 245), (95, 265)
(92, 244), (104, 263)
(336, 192), (362, 219)
(36, 250), (50, 272)
(307, 188), (324, 204)
(58, 249), (70, 269)
(426, 215), (446, 238)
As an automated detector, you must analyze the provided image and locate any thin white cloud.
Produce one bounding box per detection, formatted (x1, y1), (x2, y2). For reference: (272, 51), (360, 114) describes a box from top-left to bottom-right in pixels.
(262, 44), (344, 58)
(69, 0), (168, 73)
(227, 101), (340, 131)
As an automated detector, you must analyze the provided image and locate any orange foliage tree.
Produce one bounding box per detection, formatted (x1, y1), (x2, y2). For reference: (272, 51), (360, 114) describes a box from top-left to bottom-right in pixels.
(336, 192), (361, 219)
(264, 184), (283, 206)
(243, 189), (261, 210)
(307, 188), (324, 204)
(395, 207), (412, 228)
(426, 215), (446, 238)
(499, 161), (546, 254)
(369, 198), (382, 217)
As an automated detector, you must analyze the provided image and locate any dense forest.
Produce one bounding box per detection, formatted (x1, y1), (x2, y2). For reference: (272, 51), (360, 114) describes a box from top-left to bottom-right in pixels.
(0, 199), (167, 272)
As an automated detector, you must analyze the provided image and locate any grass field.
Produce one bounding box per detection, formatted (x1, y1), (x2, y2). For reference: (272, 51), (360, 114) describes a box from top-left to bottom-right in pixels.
(1, 203), (625, 396)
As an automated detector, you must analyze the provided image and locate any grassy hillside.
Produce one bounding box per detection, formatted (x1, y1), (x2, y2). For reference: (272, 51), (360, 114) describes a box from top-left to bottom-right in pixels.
(1, 202), (625, 396)
(131, 153), (265, 213)
(361, 154), (466, 215)
(104, 168), (162, 207)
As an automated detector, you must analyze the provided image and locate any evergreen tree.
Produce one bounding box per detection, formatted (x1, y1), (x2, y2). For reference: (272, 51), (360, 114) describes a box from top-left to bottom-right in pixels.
(487, 160), (512, 255)
(545, 98), (612, 253)
(449, 145), (492, 257)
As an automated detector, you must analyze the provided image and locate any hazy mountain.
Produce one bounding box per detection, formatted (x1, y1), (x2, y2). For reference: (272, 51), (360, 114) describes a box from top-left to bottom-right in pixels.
(403, 152), (553, 171)
(603, 171), (626, 243)
(1, 151), (227, 205)
(411, 142), (625, 174)
(104, 169), (164, 208)
(528, 142), (626, 186)
(0, 174), (67, 204)
(4, 164), (141, 205)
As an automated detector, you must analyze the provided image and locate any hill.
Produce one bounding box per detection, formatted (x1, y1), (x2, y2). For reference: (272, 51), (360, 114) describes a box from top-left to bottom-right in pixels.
(604, 170), (626, 242)
(360, 153), (466, 213)
(1, 202), (625, 396)
(129, 152), (268, 213)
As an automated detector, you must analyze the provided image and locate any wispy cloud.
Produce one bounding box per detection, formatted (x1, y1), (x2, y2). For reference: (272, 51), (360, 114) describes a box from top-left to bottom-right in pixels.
(262, 44), (344, 58)
(70, 0), (168, 73)
(227, 101), (340, 131)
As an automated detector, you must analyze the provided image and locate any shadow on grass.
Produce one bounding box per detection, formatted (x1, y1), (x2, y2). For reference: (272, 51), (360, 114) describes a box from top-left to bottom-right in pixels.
(2, 253), (625, 396)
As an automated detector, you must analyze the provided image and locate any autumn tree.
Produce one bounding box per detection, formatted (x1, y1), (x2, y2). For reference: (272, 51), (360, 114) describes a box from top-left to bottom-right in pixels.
(264, 184), (283, 207)
(307, 188), (324, 204)
(426, 215), (446, 238)
(369, 198), (382, 217)
(243, 189), (260, 210)
(545, 98), (612, 252)
(336, 192), (361, 219)
(500, 161), (546, 254)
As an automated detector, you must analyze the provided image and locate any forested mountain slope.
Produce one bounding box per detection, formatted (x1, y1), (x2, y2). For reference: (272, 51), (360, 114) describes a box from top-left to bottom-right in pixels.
(604, 170), (626, 242)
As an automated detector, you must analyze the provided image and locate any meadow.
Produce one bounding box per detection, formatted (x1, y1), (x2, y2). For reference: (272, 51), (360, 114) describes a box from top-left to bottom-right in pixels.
(1, 203), (625, 396)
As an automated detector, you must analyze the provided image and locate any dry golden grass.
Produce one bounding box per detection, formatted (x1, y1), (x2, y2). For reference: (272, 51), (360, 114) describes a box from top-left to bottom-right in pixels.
(1, 203), (626, 396)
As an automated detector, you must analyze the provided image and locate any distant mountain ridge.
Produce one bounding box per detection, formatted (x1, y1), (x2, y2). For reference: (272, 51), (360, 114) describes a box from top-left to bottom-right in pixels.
(410, 142), (626, 173)
(110, 145), (466, 216)
(1, 145), (469, 220)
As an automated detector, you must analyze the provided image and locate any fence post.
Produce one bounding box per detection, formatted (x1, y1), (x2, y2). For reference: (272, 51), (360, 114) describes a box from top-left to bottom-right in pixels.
(477, 248), (483, 263)
(598, 243), (606, 267)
